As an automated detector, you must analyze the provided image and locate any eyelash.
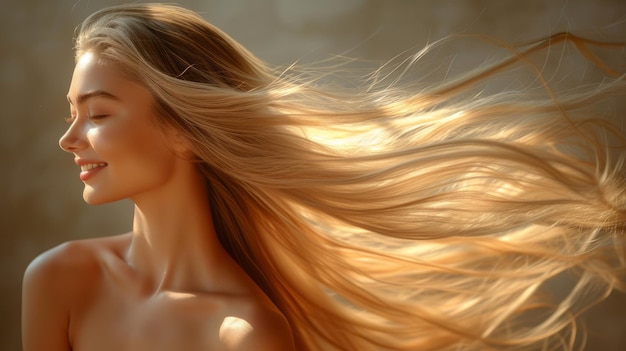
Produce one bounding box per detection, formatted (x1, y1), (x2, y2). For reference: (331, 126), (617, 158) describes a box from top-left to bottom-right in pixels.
(64, 115), (108, 123)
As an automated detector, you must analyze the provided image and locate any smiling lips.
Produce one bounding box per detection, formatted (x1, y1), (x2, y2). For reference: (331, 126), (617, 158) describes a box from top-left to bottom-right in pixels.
(80, 163), (107, 172)
(79, 162), (107, 181)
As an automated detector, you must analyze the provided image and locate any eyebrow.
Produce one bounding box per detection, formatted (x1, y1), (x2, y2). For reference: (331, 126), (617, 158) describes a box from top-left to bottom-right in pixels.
(67, 90), (121, 105)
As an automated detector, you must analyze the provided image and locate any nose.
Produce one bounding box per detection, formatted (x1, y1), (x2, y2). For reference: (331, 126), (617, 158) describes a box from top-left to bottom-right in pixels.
(59, 120), (87, 153)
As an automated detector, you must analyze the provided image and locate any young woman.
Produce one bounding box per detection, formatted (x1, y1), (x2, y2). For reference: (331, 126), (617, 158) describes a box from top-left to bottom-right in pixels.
(22, 3), (625, 351)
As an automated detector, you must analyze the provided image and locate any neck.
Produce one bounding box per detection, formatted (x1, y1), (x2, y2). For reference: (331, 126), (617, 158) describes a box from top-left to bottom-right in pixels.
(126, 170), (231, 294)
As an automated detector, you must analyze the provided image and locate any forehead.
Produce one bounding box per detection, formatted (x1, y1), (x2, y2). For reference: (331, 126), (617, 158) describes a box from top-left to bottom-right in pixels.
(67, 52), (151, 106)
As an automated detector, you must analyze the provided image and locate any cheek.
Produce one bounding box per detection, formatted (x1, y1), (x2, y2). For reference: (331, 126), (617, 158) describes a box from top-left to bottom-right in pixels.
(98, 124), (176, 172)
(131, 127), (177, 166)
(85, 118), (179, 188)
(87, 127), (126, 158)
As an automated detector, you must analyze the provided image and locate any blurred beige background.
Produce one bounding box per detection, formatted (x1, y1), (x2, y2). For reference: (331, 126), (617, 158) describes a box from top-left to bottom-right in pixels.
(2, 0), (625, 350)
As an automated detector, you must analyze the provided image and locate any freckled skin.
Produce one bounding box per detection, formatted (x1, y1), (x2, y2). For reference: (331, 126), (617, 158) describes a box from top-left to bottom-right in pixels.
(22, 54), (295, 351)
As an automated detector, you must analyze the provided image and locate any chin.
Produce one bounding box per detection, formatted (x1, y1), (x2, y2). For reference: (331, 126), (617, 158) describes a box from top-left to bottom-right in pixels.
(82, 188), (119, 206)
(83, 195), (110, 206)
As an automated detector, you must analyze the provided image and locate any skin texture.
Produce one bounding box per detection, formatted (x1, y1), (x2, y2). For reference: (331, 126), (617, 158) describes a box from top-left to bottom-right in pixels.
(21, 52), (295, 351)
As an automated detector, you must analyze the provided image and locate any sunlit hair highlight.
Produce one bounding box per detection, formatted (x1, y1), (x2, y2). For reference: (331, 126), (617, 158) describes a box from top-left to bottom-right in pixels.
(75, 3), (625, 350)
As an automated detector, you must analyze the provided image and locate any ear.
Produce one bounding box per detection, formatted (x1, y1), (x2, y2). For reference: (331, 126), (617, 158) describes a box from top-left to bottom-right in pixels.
(167, 129), (196, 160)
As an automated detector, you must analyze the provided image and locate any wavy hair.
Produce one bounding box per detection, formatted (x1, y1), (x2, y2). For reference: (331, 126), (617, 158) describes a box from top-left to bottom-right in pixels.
(75, 3), (625, 350)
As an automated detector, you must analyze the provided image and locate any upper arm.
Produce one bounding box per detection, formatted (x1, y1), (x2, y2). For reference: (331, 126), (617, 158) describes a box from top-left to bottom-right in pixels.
(22, 242), (87, 351)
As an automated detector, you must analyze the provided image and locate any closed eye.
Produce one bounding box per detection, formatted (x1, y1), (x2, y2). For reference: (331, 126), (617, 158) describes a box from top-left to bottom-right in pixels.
(64, 114), (108, 123)
(88, 115), (109, 121)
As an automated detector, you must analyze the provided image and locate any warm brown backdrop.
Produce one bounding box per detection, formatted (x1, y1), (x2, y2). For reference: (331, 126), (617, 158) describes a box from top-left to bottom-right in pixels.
(2, 0), (625, 350)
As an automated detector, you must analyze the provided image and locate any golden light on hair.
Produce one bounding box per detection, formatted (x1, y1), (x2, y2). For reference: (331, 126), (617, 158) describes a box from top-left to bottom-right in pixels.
(71, 4), (626, 350)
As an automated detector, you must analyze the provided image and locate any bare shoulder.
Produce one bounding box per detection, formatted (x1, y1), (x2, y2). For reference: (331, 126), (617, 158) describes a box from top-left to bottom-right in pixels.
(25, 240), (91, 293)
(218, 296), (296, 351)
(22, 233), (130, 351)
(24, 234), (128, 288)
(23, 234), (129, 306)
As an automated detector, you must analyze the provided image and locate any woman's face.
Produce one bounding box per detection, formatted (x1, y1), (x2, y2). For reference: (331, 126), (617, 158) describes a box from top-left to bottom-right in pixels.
(60, 52), (182, 205)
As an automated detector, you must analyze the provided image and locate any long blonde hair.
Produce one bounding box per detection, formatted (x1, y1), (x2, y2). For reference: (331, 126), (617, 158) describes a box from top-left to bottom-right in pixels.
(75, 3), (625, 350)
